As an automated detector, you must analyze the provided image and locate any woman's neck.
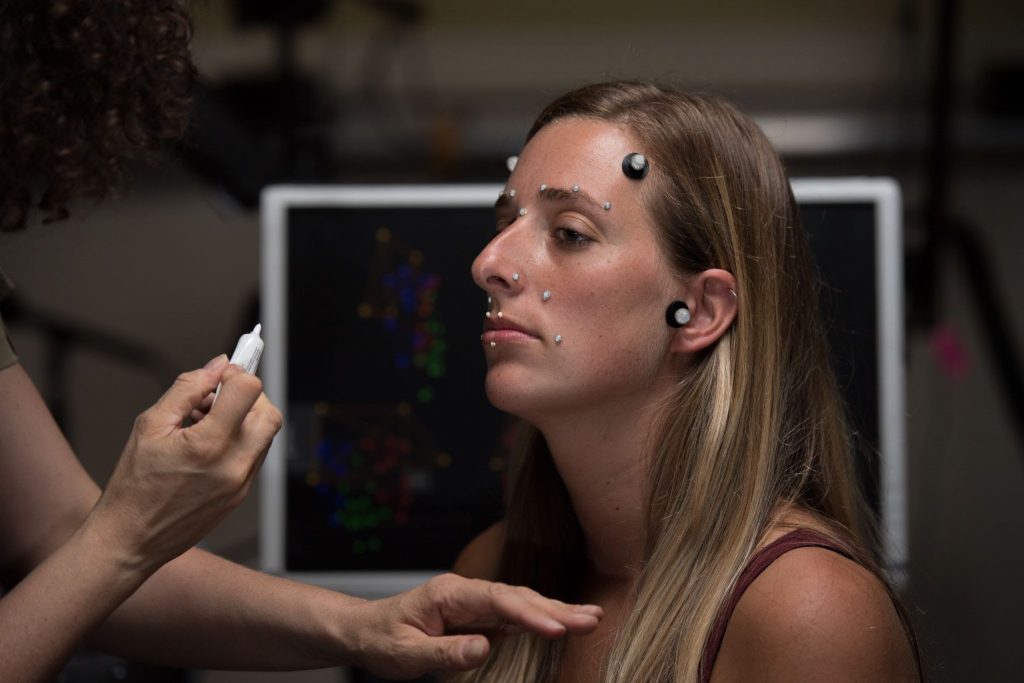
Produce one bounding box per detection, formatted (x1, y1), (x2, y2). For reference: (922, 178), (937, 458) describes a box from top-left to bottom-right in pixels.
(534, 389), (670, 583)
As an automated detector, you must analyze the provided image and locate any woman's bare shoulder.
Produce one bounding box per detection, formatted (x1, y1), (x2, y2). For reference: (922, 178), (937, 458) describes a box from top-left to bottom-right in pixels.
(712, 546), (917, 681)
(452, 520), (506, 581)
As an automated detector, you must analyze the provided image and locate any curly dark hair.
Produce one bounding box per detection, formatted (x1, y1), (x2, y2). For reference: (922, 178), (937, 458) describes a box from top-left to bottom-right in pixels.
(0, 0), (196, 231)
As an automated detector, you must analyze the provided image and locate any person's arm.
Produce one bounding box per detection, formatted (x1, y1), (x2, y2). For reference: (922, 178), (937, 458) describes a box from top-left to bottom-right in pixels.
(0, 362), (601, 679)
(710, 547), (918, 682)
(0, 357), (280, 681)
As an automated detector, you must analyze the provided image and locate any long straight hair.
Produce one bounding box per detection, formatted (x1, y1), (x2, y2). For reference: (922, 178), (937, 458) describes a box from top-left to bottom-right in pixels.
(458, 82), (899, 681)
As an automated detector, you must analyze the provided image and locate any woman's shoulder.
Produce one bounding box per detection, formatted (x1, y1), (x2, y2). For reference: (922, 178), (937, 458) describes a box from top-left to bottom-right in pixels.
(712, 536), (918, 681)
(452, 520), (506, 581)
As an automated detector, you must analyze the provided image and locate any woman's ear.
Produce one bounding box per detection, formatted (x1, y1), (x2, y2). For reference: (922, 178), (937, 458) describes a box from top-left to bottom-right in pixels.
(669, 268), (738, 354)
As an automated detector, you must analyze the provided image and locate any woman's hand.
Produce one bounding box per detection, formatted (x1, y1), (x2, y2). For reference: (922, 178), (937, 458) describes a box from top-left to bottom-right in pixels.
(345, 573), (603, 678)
(85, 355), (282, 575)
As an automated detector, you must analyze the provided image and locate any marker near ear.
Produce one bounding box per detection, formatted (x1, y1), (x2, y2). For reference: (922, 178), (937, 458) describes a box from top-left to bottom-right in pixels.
(212, 324), (264, 406)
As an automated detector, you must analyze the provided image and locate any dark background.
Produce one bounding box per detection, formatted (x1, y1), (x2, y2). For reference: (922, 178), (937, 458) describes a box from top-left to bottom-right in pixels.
(0, 1), (1021, 680)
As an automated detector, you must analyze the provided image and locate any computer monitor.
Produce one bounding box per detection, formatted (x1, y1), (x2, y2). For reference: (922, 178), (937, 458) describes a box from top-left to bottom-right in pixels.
(259, 179), (906, 596)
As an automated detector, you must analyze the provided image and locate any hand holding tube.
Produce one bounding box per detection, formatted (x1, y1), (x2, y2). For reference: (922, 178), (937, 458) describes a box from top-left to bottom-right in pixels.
(85, 354), (283, 575)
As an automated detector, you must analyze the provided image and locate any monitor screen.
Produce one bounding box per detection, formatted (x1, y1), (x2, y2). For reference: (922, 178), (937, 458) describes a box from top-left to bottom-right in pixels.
(260, 180), (906, 595)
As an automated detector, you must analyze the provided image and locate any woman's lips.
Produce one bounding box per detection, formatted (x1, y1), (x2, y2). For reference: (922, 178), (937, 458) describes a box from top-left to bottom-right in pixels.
(482, 319), (539, 344)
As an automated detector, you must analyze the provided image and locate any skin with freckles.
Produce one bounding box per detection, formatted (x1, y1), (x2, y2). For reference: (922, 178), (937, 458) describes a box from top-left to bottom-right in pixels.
(452, 83), (918, 683)
(474, 118), (684, 429)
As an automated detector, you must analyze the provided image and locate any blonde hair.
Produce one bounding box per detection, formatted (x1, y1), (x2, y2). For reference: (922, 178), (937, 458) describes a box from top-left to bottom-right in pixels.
(458, 82), (891, 681)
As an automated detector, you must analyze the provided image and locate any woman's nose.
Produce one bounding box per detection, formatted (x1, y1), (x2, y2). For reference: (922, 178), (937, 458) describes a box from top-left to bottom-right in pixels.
(471, 226), (526, 295)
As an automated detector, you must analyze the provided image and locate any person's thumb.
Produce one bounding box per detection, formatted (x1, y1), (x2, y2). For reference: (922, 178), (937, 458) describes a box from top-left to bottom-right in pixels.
(421, 634), (490, 672)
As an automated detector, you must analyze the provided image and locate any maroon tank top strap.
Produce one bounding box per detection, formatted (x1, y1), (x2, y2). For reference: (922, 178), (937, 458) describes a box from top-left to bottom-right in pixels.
(699, 529), (854, 683)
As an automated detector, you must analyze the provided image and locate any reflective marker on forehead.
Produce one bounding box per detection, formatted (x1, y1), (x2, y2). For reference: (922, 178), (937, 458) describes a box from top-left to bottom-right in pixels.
(622, 152), (650, 179)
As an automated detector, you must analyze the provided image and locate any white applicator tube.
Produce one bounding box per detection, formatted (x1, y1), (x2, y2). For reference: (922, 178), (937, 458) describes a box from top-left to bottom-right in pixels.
(212, 323), (264, 405)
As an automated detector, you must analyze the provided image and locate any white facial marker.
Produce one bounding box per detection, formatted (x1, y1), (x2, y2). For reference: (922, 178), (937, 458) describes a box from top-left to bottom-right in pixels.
(485, 311), (491, 318)
(572, 184), (580, 193)
(497, 311), (503, 318)
(542, 290), (551, 302)
(554, 334), (563, 344)
(540, 183), (547, 192)
(509, 189), (516, 198)
(603, 202), (612, 210)
(519, 207), (527, 216)
(490, 341), (497, 348)
(512, 272), (520, 282)
(506, 155), (518, 172)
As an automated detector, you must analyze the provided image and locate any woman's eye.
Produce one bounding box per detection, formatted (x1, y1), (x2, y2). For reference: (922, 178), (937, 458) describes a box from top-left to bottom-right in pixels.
(554, 226), (591, 247)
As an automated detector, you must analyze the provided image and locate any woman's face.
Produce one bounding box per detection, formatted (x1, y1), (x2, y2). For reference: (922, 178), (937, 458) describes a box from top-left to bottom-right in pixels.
(472, 117), (683, 420)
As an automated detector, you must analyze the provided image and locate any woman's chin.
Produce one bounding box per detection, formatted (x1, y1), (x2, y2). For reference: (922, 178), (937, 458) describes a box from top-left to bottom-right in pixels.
(484, 369), (543, 418)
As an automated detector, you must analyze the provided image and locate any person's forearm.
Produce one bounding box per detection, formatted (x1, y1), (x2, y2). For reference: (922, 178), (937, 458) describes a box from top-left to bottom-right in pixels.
(0, 518), (151, 682)
(86, 547), (367, 670)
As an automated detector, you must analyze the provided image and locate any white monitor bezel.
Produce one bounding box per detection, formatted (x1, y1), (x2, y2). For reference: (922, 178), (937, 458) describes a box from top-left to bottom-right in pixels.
(259, 178), (906, 596)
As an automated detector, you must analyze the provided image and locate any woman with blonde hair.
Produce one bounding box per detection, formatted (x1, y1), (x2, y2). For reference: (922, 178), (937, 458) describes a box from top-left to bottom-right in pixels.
(454, 81), (920, 681)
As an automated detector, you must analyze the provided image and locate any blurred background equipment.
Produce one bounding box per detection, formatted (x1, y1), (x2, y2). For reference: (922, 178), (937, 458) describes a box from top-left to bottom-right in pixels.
(1, 1), (1021, 681)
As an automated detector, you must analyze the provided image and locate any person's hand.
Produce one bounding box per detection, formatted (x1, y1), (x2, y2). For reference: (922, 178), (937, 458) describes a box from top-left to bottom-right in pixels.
(85, 355), (283, 574)
(345, 573), (603, 679)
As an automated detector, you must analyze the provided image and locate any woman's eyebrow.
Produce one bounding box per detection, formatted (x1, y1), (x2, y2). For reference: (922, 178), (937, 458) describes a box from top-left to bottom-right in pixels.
(493, 186), (603, 212)
(540, 186), (602, 210)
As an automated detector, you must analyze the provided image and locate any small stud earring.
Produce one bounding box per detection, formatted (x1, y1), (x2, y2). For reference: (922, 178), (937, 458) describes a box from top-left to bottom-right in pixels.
(542, 290), (551, 302)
